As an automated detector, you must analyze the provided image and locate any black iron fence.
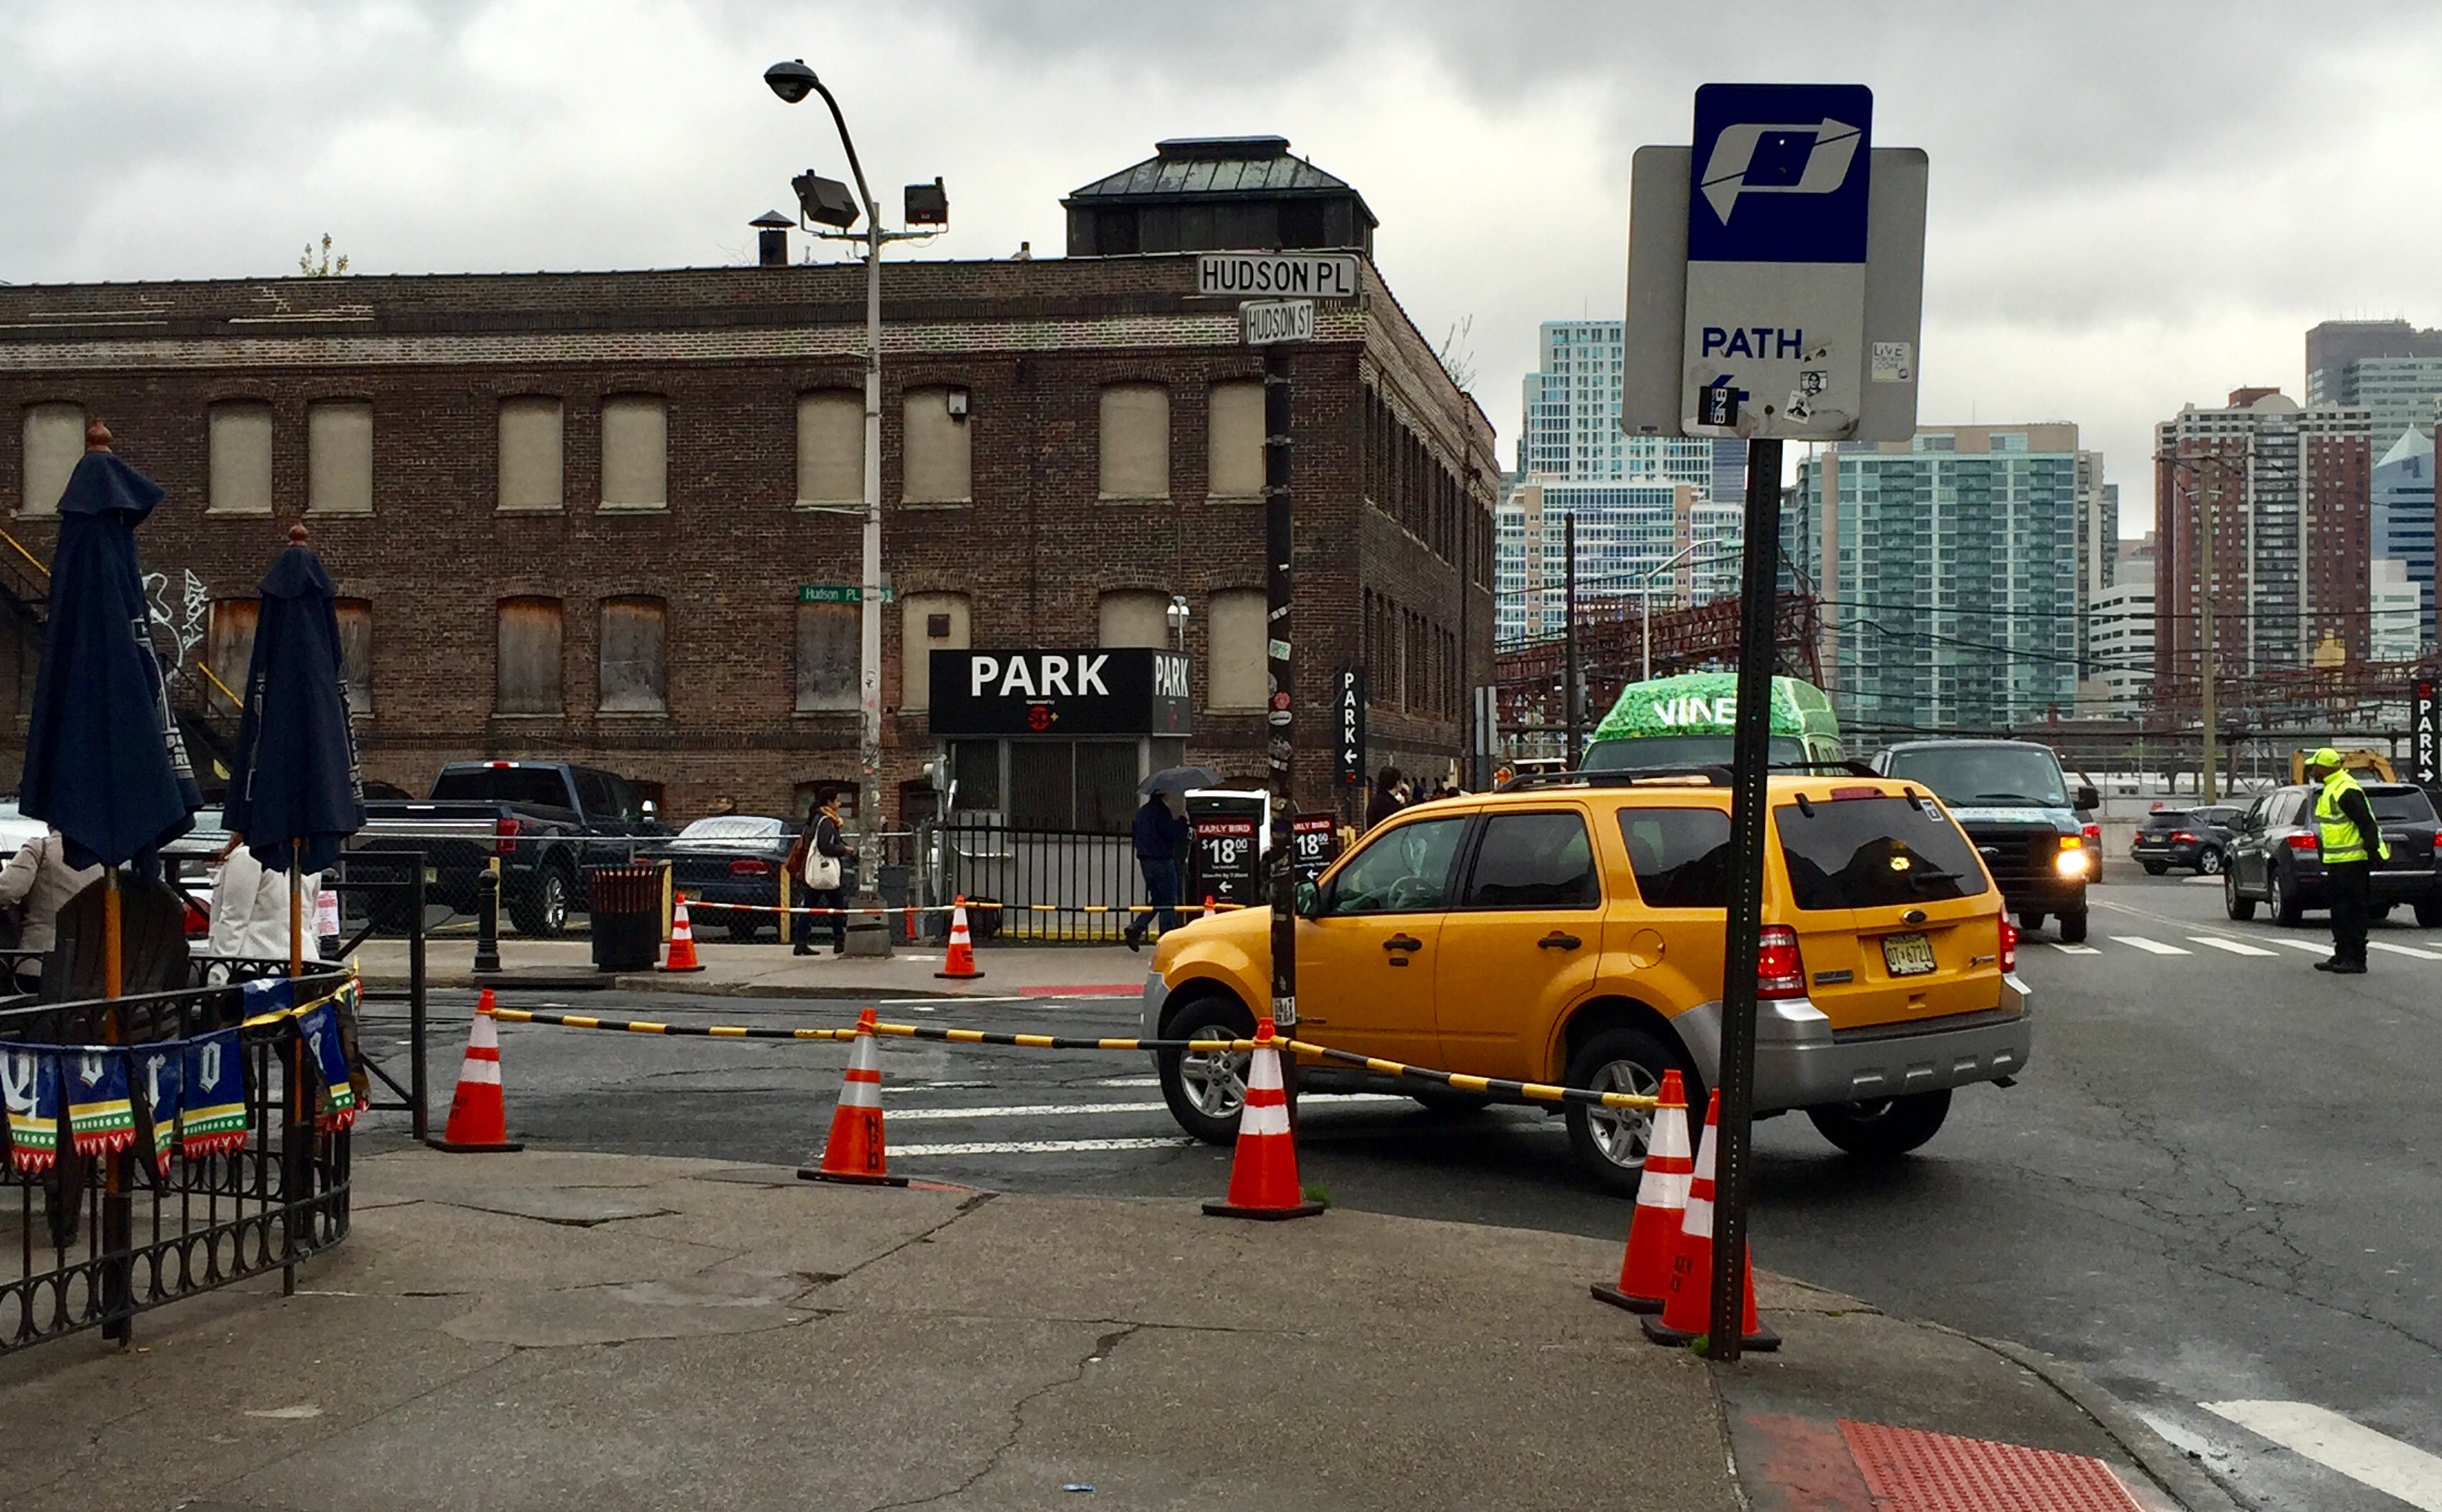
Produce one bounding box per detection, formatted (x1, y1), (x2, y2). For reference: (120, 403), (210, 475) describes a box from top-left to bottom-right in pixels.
(930, 820), (1148, 943)
(1, 967), (354, 1354)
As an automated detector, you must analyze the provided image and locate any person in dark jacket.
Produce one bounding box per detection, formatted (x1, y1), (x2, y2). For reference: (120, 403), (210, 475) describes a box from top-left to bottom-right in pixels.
(2306, 748), (2385, 974)
(788, 793), (854, 955)
(1123, 789), (1192, 951)
(1365, 767), (1405, 831)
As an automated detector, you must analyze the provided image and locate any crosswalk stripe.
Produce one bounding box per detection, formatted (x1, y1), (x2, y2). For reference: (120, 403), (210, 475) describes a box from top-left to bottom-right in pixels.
(2368, 940), (2442, 961)
(2267, 937), (2335, 955)
(893, 1136), (1197, 1157)
(2188, 936), (2279, 958)
(2203, 1400), (2442, 1510)
(2048, 943), (2102, 955)
(2111, 935), (2191, 955)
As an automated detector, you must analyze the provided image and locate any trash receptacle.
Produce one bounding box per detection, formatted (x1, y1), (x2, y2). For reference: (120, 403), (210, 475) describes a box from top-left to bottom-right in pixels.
(590, 865), (661, 972)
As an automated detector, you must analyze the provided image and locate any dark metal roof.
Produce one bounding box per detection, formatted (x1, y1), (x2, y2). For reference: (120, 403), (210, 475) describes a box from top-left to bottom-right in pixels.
(1066, 135), (1368, 214)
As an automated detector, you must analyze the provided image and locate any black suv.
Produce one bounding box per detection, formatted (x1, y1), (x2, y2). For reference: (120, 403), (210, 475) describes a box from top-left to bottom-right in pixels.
(2132, 804), (2246, 876)
(2223, 783), (2442, 925)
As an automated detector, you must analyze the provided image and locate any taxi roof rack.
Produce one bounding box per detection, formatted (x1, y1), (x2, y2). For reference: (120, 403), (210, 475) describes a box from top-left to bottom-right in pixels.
(1497, 759), (1880, 792)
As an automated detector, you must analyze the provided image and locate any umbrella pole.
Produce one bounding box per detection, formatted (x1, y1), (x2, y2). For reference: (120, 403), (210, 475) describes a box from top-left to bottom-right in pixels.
(103, 866), (123, 998)
(288, 854), (304, 979)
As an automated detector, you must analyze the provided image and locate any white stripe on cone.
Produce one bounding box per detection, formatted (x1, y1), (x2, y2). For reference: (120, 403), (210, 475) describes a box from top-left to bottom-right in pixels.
(1682, 1110), (1718, 1241)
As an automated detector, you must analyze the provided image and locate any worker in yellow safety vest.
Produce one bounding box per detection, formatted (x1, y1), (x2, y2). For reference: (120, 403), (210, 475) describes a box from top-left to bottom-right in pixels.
(2306, 747), (2387, 974)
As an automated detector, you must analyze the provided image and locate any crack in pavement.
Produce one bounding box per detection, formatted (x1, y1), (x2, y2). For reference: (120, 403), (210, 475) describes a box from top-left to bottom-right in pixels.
(863, 1322), (1140, 1512)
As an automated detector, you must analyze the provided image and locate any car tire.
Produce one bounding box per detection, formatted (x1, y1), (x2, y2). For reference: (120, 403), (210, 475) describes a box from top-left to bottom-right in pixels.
(2199, 848), (2223, 875)
(1807, 1089), (1951, 1159)
(508, 866), (572, 937)
(2016, 910), (2045, 934)
(2057, 909), (2088, 943)
(2269, 866), (2304, 927)
(1157, 992), (1255, 1145)
(1563, 1026), (1698, 1196)
(2141, 862), (2167, 876)
(2224, 868), (2257, 921)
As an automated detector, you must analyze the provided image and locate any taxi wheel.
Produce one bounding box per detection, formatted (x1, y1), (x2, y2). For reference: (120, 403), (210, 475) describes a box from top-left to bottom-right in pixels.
(1564, 1027), (1695, 1196)
(1157, 994), (1255, 1145)
(1808, 1089), (1951, 1159)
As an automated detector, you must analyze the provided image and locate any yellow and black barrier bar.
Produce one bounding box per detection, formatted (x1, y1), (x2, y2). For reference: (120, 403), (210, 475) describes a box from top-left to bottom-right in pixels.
(482, 1007), (1659, 1112)
(682, 899), (1249, 918)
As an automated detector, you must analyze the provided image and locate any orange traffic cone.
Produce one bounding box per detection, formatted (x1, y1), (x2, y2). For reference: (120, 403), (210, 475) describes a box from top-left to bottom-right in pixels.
(1641, 1089), (1777, 1351)
(1202, 1017), (1324, 1220)
(799, 1006), (907, 1187)
(426, 989), (524, 1153)
(661, 891), (704, 973)
(1202, 893), (1217, 917)
(934, 896), (984, 980)
(1593, 1068), (1692, 1314)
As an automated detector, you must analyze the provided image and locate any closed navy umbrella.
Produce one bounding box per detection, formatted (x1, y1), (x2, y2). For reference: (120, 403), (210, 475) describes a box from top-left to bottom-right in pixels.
(221, 524), (365, 899)
(18, 422), (201, 872)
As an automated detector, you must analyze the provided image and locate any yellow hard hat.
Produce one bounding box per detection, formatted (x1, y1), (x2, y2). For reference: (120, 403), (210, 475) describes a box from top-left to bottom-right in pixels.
(2308, 747), (2343, 770)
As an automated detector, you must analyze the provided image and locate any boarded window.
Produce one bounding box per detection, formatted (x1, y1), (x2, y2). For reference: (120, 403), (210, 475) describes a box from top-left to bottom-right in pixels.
(902, 388), (971, 504)
(1208, 588), (1267, 709)
(1208, 381), (1265, 498)
(795, 598), (858, 711)
(601, 395), (667, 509)
(19, 403), (83, 516)
(898, 591), (970, 711)
(495, 596), (564, 715)
(208, 401), (273, 515)
(1098, 382), (1170, 499)
(498, 397), (563, 511)
(307, 400), (374, 515)
(334, 598), (373, 714)
(796, 391), (863, 506)
(1098, 590), (1171, 649)
(597, 596), (667, 712)
(206, 598), (258, 717)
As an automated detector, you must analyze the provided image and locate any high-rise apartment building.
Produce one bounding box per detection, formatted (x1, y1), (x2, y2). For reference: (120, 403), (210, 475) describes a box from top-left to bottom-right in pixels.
(2087, 580), (2155, 717)
(2153, 389), (2375, 699)
(1790, 424), (2097, 735)
(2306, 319), (2442, 452)
(2372, 426), (2436, 646)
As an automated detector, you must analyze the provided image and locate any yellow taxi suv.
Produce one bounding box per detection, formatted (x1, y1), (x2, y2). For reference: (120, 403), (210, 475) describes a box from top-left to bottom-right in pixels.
(1142, 769), (2031, 1193)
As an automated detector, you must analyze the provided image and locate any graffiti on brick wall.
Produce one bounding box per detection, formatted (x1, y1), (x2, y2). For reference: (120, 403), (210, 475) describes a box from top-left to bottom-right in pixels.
(142, 569), (209, 676)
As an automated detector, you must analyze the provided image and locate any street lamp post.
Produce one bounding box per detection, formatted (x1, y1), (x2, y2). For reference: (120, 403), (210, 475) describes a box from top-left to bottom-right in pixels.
(2162, 446), (2238, 804)
(766, 58), (941, 957)
(1633, 538), (1743, 682)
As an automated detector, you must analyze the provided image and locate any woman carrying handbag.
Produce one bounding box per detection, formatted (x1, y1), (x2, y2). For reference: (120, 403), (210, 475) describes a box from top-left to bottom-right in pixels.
(789, 793), (853, 955)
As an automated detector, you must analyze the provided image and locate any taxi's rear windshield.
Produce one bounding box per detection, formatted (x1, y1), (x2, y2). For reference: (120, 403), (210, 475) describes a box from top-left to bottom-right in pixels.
(1773, 795), (1991, 911)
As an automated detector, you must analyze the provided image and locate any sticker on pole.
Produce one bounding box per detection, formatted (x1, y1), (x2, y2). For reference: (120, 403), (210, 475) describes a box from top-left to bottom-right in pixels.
(1680, 84), (1873, 441)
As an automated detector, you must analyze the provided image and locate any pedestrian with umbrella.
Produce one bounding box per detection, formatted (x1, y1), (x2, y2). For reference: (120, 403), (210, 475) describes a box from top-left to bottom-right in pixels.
(218, 524), (367, 979)
(1124, 765), (1212, 952)
(16, 419), (202, 996)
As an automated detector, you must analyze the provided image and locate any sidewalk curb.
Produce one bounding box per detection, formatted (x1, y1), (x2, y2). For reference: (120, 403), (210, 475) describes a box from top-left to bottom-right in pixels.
(1956, 1331), (2244, 1512)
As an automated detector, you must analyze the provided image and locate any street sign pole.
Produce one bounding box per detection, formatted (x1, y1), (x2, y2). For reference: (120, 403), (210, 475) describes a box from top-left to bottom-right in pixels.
(1264, 341), (1299, 1071)
(1713, 435), (1781, 1360)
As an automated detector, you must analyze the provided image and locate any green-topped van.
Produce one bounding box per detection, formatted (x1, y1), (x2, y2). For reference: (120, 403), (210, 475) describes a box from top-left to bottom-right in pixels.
(1579, 673), (1843, 772)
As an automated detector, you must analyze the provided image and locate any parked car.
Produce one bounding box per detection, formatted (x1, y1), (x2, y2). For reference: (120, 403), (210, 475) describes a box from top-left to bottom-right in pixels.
(2224, 782), (2442, 925)
(2131, 804), (2246, 876)
(1143, 768), (2031, 1191)
(646, 815), (797, 940)
(1870, 739), (2096, 941)
(356, 761), (670, 935)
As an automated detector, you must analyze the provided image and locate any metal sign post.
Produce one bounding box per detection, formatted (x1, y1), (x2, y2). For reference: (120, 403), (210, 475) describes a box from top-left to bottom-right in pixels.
(1264, 339), (1298, 1048)
(1624, 83), (1925, 1362)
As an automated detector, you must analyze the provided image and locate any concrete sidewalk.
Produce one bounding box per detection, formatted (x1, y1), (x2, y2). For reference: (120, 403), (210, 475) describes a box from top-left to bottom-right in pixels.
(351, 937), (1152, 1000)
(0, 1142), (2231, 1511)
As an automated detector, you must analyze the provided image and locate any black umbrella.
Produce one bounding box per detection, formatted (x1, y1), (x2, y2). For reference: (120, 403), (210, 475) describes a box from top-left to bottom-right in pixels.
(18, 421), (201, 873)
(1139, 765), (1220, 798)
(220, 524), (365, 974)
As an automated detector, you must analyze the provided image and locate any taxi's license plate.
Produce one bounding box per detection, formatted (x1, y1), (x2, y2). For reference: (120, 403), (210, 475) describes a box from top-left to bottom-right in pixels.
(1882, 932), (1937, 976)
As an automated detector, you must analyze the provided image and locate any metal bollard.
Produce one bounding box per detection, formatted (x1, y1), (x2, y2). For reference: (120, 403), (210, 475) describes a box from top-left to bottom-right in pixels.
(474, 857), (502, 974)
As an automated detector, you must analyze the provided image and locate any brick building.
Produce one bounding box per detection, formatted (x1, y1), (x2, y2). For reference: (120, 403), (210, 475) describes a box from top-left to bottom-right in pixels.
(0, 137), (1498, 828)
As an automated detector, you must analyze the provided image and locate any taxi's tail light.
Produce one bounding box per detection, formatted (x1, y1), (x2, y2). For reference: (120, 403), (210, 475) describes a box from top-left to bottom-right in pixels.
(1756, 925), (1806, 999)
(495, 815), (521, 854)
(2285, 833), (2319, 851)
(1999, 916), (2018, 973)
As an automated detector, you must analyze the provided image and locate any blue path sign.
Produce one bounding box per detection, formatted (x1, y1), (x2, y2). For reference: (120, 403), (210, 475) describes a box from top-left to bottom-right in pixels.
(1680, 84), (1874, 440)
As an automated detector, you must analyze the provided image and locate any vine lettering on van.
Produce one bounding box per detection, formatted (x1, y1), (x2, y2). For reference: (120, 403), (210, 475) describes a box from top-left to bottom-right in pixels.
(1650, 695), (1739, 728)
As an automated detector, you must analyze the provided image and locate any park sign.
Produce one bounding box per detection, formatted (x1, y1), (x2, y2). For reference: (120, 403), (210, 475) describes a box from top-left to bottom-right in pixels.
(1621, 84), (1926, 444)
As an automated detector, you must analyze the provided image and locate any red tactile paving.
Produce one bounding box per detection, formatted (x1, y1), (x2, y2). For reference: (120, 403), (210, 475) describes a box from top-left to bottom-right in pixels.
(1840, 1421), (2148, 1511)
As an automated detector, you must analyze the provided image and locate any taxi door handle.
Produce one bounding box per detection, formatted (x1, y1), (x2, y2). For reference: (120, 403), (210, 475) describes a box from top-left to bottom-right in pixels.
(1382, 934), (1424, 952)
(1537, 932), (1582, 951)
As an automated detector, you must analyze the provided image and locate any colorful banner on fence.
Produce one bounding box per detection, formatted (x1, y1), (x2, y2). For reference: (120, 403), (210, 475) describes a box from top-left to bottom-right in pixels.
(300, 1003), (358, 1133)
(66, 1047), (136, 1157)
(3, 1046), (61, 1174)
(134, 1041), (183, 1176)
(179, 1029), (248, 1158)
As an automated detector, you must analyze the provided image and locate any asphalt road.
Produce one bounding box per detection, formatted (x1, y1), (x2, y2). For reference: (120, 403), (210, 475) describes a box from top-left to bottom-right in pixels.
(364, 868), (2440, 1512)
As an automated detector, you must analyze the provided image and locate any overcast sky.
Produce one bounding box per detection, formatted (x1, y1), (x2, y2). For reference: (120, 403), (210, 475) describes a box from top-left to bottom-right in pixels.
(8, 1), (2440, 533)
